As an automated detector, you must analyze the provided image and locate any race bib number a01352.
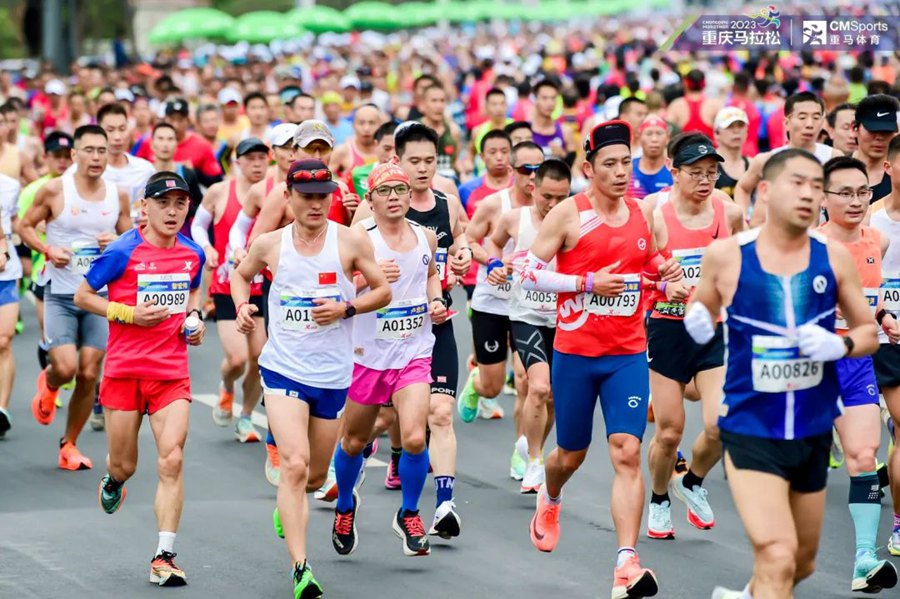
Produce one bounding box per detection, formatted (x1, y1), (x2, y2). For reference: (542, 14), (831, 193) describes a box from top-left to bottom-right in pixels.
(584, 274), (641, 317)
(279, 287), (341, 332)
(882, 277), (900, 313)
(137, 273), (191, 314)
(376, 298), (427, 340)
(751, 335), (823, 393)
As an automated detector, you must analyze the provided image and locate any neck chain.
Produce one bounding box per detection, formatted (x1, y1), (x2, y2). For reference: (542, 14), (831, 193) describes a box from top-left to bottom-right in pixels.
(295, 224), (327, 247)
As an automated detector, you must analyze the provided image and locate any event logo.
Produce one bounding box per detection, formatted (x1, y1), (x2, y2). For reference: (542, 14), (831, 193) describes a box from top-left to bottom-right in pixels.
(745, 5), (781, 29)
(803, 20), (828, 45)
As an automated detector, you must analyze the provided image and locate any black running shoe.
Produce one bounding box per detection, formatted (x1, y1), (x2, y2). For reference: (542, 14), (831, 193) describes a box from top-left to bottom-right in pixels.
(392, 509), (431, 556)
(331, 490), (359, 555)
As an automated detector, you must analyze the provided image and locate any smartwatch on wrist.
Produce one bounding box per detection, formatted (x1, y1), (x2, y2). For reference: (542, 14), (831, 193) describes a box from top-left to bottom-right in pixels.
(342, 301), (357, 319)
(431, 297), (448, 308)
(843, 335), (855, 357)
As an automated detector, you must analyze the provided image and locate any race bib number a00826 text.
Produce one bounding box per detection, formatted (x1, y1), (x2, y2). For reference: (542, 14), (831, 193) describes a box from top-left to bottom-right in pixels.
(751, 335), (823, 393)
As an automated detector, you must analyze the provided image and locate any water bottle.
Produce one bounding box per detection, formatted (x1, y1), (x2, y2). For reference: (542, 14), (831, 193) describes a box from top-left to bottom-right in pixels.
(184, 315), (201, 339)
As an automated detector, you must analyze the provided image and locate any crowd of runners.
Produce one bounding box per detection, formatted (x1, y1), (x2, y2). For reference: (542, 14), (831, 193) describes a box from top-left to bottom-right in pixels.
(1, 13), (900, 598)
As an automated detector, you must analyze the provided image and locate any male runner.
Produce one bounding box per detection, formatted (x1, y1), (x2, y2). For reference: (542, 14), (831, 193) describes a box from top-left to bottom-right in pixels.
(851, 94), (898, 203)
(644, 134), (745, 540)
(667, 70), (722, 139)
(347, 121), (396, 198)
(149, 123), (203, 233)
(825, 103), (858, 156)
(231, 158), (390, 599)
(486, 159), (572, 492)
(191, 137), (269, 442)
(459, 129), (513, 217)
(819, 156), (898, 592)
(688, 149), (880, 599)
(506, 121), (534, 146)
(630, 115), (672, 200)
(0, 101), (37, 183)
(0, 172), (21, 437)
(523, 120), (681, 599)
(331, 162), (446, 557)
(713, 107), (750, 199)
(330, 104), (383, 176)
(74, 171), (205, 587)
(417, 85), (463, 180)
(20, 124), (131, 469)
(96, 102), (156, 220)
(240, 92), (272, 142)
(530, 80), (567, 159)
(468, 87), (512, 175)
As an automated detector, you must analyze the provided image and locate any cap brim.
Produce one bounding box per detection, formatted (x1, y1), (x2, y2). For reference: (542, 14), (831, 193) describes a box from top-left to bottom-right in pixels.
(237, 144), (270, 157)
(289, 181), (339, 194)
(716, 118), (748, 129)
(860, 119), (898, 133)
(148, 186), (191, 199)
(295, 135), (334, 148)
(677, 154), (725, 166)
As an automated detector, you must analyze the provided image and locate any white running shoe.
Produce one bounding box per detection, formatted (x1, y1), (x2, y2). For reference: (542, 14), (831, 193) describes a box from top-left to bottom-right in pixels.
(669, 473), (715, 529)
(521, 460), (544, 494)
(234, 415), (261, 443)
(477, 397), (504, 420)
(646, 500), (675, 540)
(428, 500), (461, 539)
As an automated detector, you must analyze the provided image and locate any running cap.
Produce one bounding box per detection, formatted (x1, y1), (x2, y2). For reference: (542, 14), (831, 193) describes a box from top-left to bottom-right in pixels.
(340, 75), (361, 90)
(321, 91), (342, 105)
(293, 119), (335, 148)
(164, 97), (189, 116)
(584, 119), (632, 157)
(114, 88), (135, 103)
(714, 106), (749, 130)
(236, 137), (269, 157)
(286, 159), (338, 194)
(855, 95), (899, 133)
(672, 141), (724, 167)
(145, 171), (191, 199)
(638, 115), (668, 134)
(367, 161), (409, 191)
(269, 123), (297, 148)
(217, 87), (242, 106)
(45, 79), (66, 96)
(44, 131), (74, 153)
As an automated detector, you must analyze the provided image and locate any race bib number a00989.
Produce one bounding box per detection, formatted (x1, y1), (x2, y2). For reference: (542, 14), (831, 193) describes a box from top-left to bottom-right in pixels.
(751, 335), (823, 393)
(376, 298), (427, 340)
(279, 287), (341, 332)
(584, 274), (641, 317)
(137, 273), (191, 314)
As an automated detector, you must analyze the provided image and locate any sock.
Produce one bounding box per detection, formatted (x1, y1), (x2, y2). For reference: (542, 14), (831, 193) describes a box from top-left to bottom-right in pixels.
(333, 445), (363, 513)
(616, 547), (635, 567)
(651, 492), (670, 505)
(390, 446), (402, 466)
(682, 469), (704, 489)
(266, 430), (276, 446)
(156, 531), (176, 555)
(104, 474), (124, 491)
(515, 434), (528, 458)
(399, 449), (429, 513)
(37, 344), (48, 369)
(434, 475), (454, 507)
(541, 485), (561, 505)
(894, 513), (900, 533)
(848, 472), (881, 558)
(877, 463), (890, 489)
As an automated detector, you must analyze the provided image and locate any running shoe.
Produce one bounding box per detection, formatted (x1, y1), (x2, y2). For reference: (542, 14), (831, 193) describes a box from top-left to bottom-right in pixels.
(293, 561), (323, 599)
(384, 456), (402, 490)
(503, 369), (515, 395)
(477, 397), (504, 420)
(265, 441), (280, 487)
(332, 489), (360, 556)
(58, 440), (92, 470)
(612, 553), (658, 599)
(363, 439), (378, 459)
(851, 551), (898, 593)
(669, 473), (715, 530)
(234, 415), (261, 443)
(393, 509), (431, 556)
(212, 383), (233, 426)
(510, 441), (527, 481)
(31, 368), (59, 425)
(457, 368), (479, 423)
(830, 427), (844, 469)
(521, 460), (544, 494)
(314, 460), (338, 502)
(673, 450), (688, 475)
(98, 474), (126, 514)
(529, 485), (560, 553)
(149, 551), (187, 587)
(89, 399), (105, 432)
(429, 500), (461, 539)
(647, 400), (655, 423)
(0, 407), (10, 438)
(273, 507), (284, 539)
(710, 587), (743, 599)
(889, 530), (900, 557)
(646, 501), (675, 540)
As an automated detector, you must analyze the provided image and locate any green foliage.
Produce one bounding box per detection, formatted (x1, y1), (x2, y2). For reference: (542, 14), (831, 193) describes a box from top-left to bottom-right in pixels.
(212, 0), (295, 15)
(0, 8), (25, 58)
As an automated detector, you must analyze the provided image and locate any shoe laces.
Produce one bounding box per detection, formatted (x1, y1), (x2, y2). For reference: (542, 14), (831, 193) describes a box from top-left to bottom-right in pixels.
(402, 513), (426, 537)
(334, 510), (354, 535)
(155, 551), (177, 566)
(541, 502), (560, 524)
(267, 444), (280, 468)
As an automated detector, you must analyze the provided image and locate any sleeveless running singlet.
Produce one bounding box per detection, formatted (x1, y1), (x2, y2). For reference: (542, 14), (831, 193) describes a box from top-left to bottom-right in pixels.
(870, 200), (900, 343)
(721, 228), (839, 440)
(209, 179), (242, 296)
(407, 189), (453, 298)
(683, 97), (714, 138)
(825, 225), (881, 332)
(435, 123), (458, 179)
(509, 206), (557, 327)
(716, 157), (749, 199)
(470, 189), (514, 316)
(630, 157), (673, 200)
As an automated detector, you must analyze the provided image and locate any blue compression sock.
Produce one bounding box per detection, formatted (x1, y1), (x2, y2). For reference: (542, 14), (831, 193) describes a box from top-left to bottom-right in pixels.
(266, 430), (276, 446)
(434, 475), (455, 507)
(848, 471), (881, 557)
(334, 445), (363, 513)
(399, 449), (429, 513)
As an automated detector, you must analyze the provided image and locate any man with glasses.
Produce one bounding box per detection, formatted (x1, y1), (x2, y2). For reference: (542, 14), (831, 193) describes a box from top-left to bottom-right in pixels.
(851, 95), (899, 204)
(819, 156), (898, 593)
(19, 124), (131, 470)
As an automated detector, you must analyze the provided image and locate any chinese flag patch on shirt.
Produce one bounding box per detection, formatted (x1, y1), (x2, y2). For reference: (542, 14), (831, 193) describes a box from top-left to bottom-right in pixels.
(319, 272), (337, 286)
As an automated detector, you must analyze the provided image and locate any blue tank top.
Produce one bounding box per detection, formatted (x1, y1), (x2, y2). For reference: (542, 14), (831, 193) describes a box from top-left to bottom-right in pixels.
(630, 157), (673, 200)
(721, 228), (840, 440)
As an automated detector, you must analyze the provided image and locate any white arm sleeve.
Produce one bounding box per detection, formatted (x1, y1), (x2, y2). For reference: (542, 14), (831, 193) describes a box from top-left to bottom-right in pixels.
(191, 205), (213, 248)
(520, 251), (580, 293)
(228, 210), (254, 252)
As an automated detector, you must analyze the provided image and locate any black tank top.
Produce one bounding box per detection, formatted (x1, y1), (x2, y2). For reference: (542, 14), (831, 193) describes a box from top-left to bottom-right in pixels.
(871, 172), (892, 204)
(407, 189), (454, 305)
(716, 156), (749, 199)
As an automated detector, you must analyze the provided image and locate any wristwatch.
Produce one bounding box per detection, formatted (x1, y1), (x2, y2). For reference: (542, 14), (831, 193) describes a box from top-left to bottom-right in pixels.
(342, 301), (357, 319)
(843, 335), (855, 357)
(430, 297), (448, 308)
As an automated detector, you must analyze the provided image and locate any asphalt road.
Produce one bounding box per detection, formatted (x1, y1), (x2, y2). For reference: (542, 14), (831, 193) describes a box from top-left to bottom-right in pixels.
(0, 292), (896, 599)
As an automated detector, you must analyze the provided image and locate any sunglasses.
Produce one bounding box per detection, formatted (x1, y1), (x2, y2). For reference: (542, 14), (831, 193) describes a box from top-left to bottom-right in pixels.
(514, 164), (541, 175)
(291, 168), (332, 182)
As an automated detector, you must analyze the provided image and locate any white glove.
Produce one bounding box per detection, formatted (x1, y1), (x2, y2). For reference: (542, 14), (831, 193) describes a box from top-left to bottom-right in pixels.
(684, 303), (715, 345)
(797, 323), (847, 361)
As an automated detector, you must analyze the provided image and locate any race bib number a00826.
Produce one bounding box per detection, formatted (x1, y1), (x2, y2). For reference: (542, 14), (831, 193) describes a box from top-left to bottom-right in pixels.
(751, 335), (823, 393)
(71, 243), (101, 276)
(137, 273), (191, 314)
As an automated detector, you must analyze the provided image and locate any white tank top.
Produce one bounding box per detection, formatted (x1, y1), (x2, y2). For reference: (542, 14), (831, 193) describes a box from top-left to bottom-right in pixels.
(259, 222), (356, 389)
(870, 201), (900, 344)
(45, 171), (120, 294)
(0, 174), (22, 282)
(353, 218), (435, 370)
(470, 188), (514, 316)
(771, 142), (832, 164)
(509, 207), (557, 327)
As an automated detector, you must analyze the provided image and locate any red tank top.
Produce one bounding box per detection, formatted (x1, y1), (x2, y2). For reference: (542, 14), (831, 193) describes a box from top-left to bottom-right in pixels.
(248, 176), (277, 290)
(209, 179), (242, 296)
(650, 197), (729, 320)
(555, 193), (653, 356)
(683, 97), (714, 138)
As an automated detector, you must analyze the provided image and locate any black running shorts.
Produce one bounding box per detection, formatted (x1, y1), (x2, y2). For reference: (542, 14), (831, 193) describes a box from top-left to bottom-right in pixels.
(431, 320), (458, 398)
(510, 320), (555, 371)
(647, 318), (725, 384)
(471, 308), (513, 365)
(873, 343), (900, 389)
(212, 293), (264, 322)
(720, 429), (831, 493)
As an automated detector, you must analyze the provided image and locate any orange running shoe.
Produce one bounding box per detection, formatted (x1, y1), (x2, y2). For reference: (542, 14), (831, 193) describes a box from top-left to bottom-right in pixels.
(647, 401), (655, 423)
(265, 442), (280, 487)
(31, 369), (59, 426)
(150, 551), (187, 586)
(529, 484), (561, 552)
(59, 440), (93, 470)
(612, 553), (658, 599)
(212, 383), (234, 427)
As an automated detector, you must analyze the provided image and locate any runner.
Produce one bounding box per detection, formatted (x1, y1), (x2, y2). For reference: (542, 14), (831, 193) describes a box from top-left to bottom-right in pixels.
(149, 122), (203, 234)
(819, 155), (898, 593)
(74, 171), (205, 587)
(416, 85), (463, 181)
(667, 70), (722, 139)
(231, 158), (390, 599)
(240, 92), (272, 142)
(96, 102), (156, 222)
(523, 120), (681, 598)
(825, 103), (858, 156)
(191, 137), (269, 442)
(330, 104), (383, 177)
(467, 87), (512, 176)
(0, 171), (21, 437)
(19, 124), (131, 469)
(850, 94), (898, 204)
(331, 162), (446, 558)
(644, 134), (745, 540)
(0, 101), (37, 183)
(505, 121), (534, 146)
(689, 148), (880, 599)
(630, 115), (672, 200)
(486, 158), (572, 492)
(713, 107), (750, 199)
(530, 79), (567, 159)
(347, 121), (396, 198)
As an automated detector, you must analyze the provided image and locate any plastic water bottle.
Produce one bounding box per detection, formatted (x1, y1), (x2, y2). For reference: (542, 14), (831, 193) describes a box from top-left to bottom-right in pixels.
(184, 315), (201, 339)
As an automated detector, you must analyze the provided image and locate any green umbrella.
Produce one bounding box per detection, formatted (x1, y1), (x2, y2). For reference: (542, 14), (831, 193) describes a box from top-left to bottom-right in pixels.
(345, 2), (404, 30)
(403, 2), (440, 27)
(226, 11), (302, 43)
(445, 1), (483, 23)
(288, 6), (351, 34)
(148, 7), (234, 45)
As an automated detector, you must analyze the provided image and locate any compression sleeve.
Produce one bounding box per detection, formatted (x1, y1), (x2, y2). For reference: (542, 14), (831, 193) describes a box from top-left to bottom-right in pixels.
(228, 210), (254, 253)
(190, 205), (213, 248)
(520, 251), (581, 293)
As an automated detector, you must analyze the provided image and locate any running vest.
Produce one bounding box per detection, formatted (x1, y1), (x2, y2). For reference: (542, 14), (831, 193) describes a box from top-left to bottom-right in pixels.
(683, 97), (715, 138)
(532, 122), (566, 158)
(870, 172), (892, 204)
(771, 143), (832, 164)
(0, 144), (21, 180)
(715, 157), (749, 199)
(870, 199), (900, 344)
(509, 206), (557, 327)
(0, 174), (22, 282)
(353, 218), (435, 370)
(259, 222), (356, 389)
(554, 193), (653, 356)
(407, 189), (452, 297)
(45, 172), (120, 294)
(630, 157), (673, 200)
(470, 189), (514, 317)
(349, 141), (376, 172)
(209, 179), (242, 296)
(824, 225), (881, 332)
(721, 228), (839, 440)
(435, 123), (458, 179)
(651, 197), (729, 320)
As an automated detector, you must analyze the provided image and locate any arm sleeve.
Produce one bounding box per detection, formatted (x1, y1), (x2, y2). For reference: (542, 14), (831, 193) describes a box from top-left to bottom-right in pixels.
(228, 211), (254, 253)
(191, 205), (213, 248)
(519, 251), (581, 293)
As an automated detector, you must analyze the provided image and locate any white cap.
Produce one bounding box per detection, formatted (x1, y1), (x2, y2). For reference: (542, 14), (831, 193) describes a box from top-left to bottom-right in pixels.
(45, 79), (66, 95)
(714, 106), (749, 131)
(268, 123), (297, 148)
(339, 75), (361, 90)
(114, 88), (135, 103)
(217, 87), (243, 106)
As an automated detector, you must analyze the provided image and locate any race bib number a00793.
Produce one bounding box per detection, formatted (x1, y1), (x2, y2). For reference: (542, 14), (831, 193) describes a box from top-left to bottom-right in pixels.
(584, 274), (641, 317)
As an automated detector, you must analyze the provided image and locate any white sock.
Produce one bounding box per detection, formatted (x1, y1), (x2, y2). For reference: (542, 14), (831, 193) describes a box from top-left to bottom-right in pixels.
(541, 486), (561, 504)
(157, 531), (176, 555)
(616, 547), (636, 567)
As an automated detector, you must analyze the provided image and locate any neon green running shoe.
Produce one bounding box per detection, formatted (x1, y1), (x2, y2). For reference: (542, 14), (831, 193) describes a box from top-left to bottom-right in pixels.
(273, 507), (284, 538)
(457, 368), (479, 423)
(829, 427), (844, 469)
(293, 561), (323, 599)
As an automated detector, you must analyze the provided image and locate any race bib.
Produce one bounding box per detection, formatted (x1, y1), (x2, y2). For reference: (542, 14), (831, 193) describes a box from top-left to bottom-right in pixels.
(137, 273), (191, 314)
(835, 287), (879, 330)
(584, 274), (641, 317)
(672, 248), (704, 288)
(488, 273), (513, 300)
(435, 248), (448, 282)
(71, 242), (101, 275)
(279, 287), (341, 332)
(376, 297), (428, 340)
(751, 335), (823, 393)
(520, 288), (557, 313)
(883, 276), (900, 313)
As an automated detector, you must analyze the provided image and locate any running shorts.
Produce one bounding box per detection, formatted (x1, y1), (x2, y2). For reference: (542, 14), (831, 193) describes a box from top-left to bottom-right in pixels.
(510, 321), (555, 371)
(836, 355), (879, 408)
(348, 357), (433, 406)
(431, 320), (459, 398)
(873, 343), (900, 389)
(471, 308), (513, 365)
(0, 280), (18, 306)
(647, 318), (724, 384)
(44, 284), (108, 350)
(30, 280), (44, 302)
(720, 429), (831, 493)
(551, 351), (650, 451)
(259, 365), (347, 420)
(212, 293), (264, 322)
(100, 377), (191, 415)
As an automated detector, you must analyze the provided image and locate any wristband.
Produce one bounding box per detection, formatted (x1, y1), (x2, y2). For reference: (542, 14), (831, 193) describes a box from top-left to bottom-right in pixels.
(461, 247), (474, 257)
(876, 309), (887, 326)
(431, 297), (448, 308)
(584, 272), (595, 294)
(187, 308), (203, 321)
(486, 258), (504, 275)
(659, 281), (668, 294)
(106, 301), (135, 324)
